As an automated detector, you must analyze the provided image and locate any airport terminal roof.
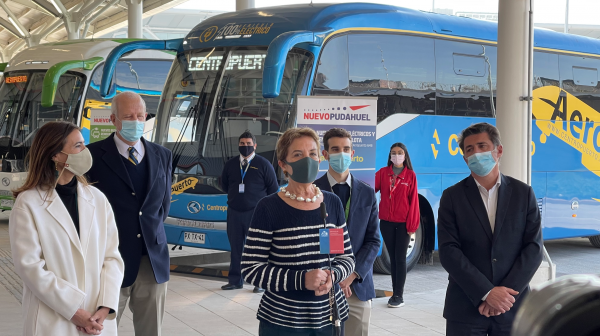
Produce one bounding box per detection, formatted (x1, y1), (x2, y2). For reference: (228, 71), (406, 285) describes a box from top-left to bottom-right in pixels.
(0, 0), (187, 60)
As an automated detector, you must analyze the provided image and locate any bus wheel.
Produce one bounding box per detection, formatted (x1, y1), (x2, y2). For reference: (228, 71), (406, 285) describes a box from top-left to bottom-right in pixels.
(406, 223), (423, 272)
(373, 241), (391, 275)
(373, 222), (424, 275)
(589, 235), (600, 248)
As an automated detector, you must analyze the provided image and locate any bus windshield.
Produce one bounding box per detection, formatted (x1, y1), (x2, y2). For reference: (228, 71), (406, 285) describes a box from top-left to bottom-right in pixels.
(154, 47), (313, 194)
(0, 71), (84, 162)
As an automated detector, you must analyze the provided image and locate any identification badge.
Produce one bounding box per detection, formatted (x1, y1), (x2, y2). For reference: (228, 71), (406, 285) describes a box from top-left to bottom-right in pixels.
(239, 184), (245, 193)
(319, 228), (344, 254)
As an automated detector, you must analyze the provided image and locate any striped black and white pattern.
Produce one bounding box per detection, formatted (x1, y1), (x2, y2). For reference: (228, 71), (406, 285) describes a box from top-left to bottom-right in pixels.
(241, 191), (355, 330)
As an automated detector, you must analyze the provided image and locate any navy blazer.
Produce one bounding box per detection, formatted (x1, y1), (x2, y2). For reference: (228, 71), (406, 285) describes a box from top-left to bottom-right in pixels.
(315, 173), (381, 301)
(437, 174), (543, 325)
(86, 133), (173, 288)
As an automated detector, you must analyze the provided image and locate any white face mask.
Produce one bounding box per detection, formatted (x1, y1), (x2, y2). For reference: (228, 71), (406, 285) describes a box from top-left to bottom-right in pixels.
(57, 148), (93, 177)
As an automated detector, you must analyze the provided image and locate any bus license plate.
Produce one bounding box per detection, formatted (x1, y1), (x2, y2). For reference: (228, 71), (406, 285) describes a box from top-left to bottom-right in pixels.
(0, 199), (14, 207)
(183, 232), (205, 244)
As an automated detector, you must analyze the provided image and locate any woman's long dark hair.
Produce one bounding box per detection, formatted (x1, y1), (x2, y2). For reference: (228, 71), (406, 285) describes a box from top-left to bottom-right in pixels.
(13, 121), (88, 198)
(387, 142), (414, 171)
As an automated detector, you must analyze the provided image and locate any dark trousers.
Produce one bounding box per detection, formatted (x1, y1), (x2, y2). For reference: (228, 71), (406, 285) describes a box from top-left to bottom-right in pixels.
(259, 321), (344, 336)
(446, 319), (512, 336)
(380, 220), (410, 297)
(226, 208), (254, 286)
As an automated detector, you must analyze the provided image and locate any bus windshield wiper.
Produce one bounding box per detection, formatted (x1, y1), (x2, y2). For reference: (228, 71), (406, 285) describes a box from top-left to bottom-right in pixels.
(172, 75), (210, 171)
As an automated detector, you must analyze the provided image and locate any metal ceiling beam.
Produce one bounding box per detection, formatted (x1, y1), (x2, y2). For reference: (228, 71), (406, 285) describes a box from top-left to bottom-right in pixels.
(0, 17), (23, 37)
(30, 0), (61, 17)
(93, 0), (187, 37)
(0, 1), (31, 37)
(82, 0), (119, 37)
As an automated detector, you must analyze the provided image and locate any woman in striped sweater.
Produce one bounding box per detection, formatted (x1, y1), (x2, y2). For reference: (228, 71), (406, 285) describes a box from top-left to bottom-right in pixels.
(241, 127), (355, 336)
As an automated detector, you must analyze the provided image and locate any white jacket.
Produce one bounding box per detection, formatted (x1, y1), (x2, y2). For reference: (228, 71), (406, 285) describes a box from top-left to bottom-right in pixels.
(9, 183), (124, 336)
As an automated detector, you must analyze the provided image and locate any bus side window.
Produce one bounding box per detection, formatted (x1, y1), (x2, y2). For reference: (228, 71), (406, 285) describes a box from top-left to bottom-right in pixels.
(533, 52), (559, 90)
(435, 40), (497, 118)
(347, 34), (436, 123)
(559, 55), (600, 113)
(313, 35), (350, 96)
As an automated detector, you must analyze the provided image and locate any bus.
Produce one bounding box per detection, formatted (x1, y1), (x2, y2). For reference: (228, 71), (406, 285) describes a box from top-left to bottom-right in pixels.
(100, 3), (600, 274)
(0, 39), (175, 210)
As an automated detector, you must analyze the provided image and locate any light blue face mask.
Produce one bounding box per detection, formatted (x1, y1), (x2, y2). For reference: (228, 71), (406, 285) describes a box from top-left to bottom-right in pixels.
(328, 152), (352, 174)
(117, 116), (144, 142)
(467, 150), (497, 177)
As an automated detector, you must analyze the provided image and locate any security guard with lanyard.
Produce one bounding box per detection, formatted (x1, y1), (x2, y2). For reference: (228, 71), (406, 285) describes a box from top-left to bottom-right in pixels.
(221, 130), (279, 292)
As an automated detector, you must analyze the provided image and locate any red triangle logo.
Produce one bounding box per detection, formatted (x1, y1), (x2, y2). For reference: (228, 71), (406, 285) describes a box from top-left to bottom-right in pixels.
(349, 105), (369, 111)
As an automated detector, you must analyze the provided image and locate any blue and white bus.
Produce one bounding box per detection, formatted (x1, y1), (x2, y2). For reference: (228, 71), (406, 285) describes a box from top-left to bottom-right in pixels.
(101, 3), (600, 274)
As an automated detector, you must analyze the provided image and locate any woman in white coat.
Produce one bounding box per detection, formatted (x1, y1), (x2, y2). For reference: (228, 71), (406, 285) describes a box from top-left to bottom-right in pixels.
(10, 121), (124, 336)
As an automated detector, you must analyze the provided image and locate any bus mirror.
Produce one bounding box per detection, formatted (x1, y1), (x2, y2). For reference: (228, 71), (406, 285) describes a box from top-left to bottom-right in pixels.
(263, 30), (329, 99)
(41, 57), (104, 108)
(83, 107), (91, 119)
(100, 38), (183, 98)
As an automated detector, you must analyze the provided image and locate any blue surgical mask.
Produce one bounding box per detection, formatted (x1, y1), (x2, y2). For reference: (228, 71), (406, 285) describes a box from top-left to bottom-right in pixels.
(328, 152), (352, 174)
(117, 116), (144, 142)
(467, 151), (497, 177)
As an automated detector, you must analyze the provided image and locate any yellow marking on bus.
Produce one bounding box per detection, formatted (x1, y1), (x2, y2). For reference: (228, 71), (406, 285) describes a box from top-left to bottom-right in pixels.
(533, 86), (600, 177)
(170, 265), (178, 270)
(192, 268), (204, 273)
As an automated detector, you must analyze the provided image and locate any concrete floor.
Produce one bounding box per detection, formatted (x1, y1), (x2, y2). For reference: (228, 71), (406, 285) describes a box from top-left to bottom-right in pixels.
(2, 216), (600, 336)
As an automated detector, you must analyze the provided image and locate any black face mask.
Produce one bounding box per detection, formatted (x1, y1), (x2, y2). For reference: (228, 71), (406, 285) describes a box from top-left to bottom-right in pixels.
(239, 145), (255, 157)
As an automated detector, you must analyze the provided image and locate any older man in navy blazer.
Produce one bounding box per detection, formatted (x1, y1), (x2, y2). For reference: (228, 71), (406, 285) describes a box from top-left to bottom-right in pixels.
(86, 92), (172, 336)
(315, 128), (381, 336)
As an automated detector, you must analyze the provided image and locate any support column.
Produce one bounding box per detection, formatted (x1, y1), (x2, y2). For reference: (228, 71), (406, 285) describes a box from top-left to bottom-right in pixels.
(496, 0), (534, 184)
(236, 0), (255, 11)
(126, 0), (143, 38)
(564, 0), (569, 33)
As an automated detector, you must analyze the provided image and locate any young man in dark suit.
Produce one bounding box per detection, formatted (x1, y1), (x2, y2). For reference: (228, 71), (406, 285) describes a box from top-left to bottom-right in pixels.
(438, 122), (543, 336)
(86, 91), (172, 336)
(314, 128), (381, 336)
(221, 130), (279, 293)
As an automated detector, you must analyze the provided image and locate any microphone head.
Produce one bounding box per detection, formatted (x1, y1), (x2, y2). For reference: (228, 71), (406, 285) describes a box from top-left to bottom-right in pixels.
(319, 202), (327, 220)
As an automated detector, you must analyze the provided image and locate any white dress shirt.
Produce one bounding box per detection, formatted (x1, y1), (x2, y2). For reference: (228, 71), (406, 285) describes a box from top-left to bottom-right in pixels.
(473, 173), (502, 233)
(239, 152), (256, 164)
(475, 173), (501, 301)
(326, 171), (352, 190)
(114, 134), (145, 163)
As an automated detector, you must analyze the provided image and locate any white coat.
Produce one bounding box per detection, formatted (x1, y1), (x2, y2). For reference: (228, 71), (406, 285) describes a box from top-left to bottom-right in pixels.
(9, 183), (124, 336)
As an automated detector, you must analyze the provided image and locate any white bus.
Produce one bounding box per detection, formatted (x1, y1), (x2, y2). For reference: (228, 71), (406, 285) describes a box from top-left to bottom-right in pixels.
(0, 39), (175, 209)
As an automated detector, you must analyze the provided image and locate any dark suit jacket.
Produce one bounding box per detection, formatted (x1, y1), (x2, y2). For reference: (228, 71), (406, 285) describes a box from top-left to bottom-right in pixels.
(437, 174), (543, 324)
(315, 173), (381, 301)
(86, 133), (173, 287)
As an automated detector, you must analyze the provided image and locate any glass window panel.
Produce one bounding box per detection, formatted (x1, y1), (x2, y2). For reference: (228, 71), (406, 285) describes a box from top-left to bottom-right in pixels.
(313, 35), (349, 96)
(435, 40), (496, 117)
(347, 34), (436, 122)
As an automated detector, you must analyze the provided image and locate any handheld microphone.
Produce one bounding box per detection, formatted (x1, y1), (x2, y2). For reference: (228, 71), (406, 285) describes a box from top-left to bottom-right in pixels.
(319, 202), (342, 336)
(320, 202), (327, 224)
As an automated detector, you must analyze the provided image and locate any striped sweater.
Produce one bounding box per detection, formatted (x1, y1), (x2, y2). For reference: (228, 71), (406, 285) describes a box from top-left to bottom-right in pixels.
(241, 191), (355, 329)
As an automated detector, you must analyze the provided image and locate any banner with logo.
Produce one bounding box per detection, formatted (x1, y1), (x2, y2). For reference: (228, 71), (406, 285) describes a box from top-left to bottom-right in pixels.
(297, 96), (378, 188)
(90, 109), (115, 143)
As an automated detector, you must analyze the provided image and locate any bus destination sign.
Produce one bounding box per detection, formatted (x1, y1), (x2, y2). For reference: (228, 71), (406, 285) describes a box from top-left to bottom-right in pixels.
(5, 75), (27, 84)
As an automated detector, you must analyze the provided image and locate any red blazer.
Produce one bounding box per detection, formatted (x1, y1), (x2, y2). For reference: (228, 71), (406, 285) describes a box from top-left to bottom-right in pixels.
(375, 165), (420, 232)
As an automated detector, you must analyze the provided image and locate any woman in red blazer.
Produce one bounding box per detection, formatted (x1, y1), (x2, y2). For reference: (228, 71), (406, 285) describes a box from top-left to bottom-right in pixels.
(375, 142), (420, 308)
